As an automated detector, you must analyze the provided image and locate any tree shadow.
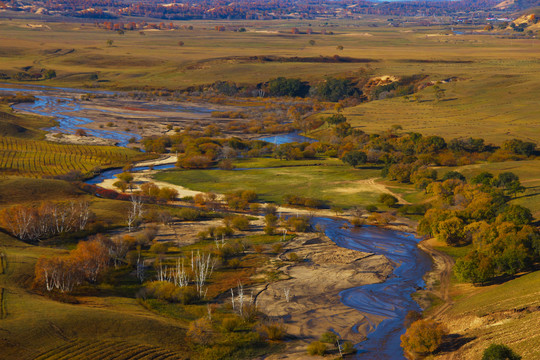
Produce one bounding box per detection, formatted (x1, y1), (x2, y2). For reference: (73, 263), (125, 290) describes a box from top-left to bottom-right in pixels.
(440, 333), (476, 353)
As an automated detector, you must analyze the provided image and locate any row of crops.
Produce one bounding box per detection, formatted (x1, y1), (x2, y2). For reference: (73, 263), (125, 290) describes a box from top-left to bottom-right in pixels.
(34, 340), (184, 360)
(0, 137), (147, 177)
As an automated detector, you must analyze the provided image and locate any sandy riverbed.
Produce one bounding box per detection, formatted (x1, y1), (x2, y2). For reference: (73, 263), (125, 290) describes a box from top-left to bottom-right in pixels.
(255, 232), (394, 358)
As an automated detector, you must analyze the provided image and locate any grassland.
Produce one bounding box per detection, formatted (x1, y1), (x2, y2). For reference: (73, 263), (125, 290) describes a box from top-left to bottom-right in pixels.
(1, 15), (540, 360)
(154, 158), (408, 208)
(2, 19), (540, 143)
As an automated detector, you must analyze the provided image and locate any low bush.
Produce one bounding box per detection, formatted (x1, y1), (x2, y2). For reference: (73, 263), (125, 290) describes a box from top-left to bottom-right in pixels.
(221, 316), (243, 332)
(307, 341), (327, 356)
(482, 344), (521, 360)
(258, 321), (286, 341)
(143, 281), (198, 304)
(320, 331), (338, 344)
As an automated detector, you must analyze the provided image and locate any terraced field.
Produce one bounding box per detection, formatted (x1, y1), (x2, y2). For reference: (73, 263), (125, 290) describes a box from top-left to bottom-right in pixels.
(0, 136), (147, 177)
(34, 340), (184, 360)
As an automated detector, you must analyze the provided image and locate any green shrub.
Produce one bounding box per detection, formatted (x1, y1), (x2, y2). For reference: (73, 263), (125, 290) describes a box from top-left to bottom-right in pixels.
(272, 243), (284, 254)
(177, 208), (201, 221)
(285, 216), (310, 232)
(341, 340), (356, 354)
(215, 226), (234, 238)
(149, 242), (169, 254)
(379, 193), (398, 207)
(482, 344), (521, 360)
(241, 190), (258, 202)
(320, 331), (338, 344)
(264, 225), (276, 235)
(221, 316), (243, 332)
(307, 341), (327, 356)
(228, 258), (242, 269)
(365, 204), (378, 212)
(288, 252), (301, 262)
(231, 215), (250, 231)
(187, 317), (214, 345)
(143, 281), (198, 304)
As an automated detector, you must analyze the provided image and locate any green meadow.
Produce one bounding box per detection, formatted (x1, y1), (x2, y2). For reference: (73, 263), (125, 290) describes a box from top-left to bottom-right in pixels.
(154, 158), (398, 208)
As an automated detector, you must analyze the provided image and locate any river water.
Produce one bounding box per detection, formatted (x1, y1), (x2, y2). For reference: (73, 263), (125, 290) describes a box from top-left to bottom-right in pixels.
(0, 84), (212, 147)
(312, 218), (431, 359)
(257, 131), (316, 145)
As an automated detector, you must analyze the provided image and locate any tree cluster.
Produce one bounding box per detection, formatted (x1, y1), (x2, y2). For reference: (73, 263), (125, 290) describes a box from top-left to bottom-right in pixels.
(418, 172), (539, 284)
(0, 200), (92, 242)
(34, 234), (128, 292)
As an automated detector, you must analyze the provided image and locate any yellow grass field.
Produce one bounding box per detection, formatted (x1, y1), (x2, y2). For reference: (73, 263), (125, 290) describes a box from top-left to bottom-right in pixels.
(2, 18), (540, 144)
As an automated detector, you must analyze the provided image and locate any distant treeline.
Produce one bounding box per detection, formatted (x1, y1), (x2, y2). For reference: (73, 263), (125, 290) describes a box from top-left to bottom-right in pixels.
(13, 0), (500, 20)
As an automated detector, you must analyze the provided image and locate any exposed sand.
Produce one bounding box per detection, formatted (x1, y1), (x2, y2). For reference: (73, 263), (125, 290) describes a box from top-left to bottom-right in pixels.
(329, 178), (411, 205)
(256, 232), (394, 359)
(45, 133), (117, 146)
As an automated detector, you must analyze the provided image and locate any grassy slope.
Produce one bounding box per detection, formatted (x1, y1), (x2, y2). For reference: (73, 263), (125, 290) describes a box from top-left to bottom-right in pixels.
(0, 232), (188, 360)
(154, 159), (394, 207)
(0, 103), (53, 139)
(340, 66), (540, 145)
(438, 271), (540, 360)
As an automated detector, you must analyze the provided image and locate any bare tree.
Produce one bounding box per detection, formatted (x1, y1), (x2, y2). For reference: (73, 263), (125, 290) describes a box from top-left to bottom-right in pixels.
(283, 287), (291, 302)
(136, 253), (145, 283)
(192, 251), (215, 298)
(230, 282), (257, 319)
(127, 194), (144, 232)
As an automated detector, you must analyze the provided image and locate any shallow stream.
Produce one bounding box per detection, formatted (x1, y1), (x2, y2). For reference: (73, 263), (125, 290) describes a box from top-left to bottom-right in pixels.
(312, 218), (431, 359)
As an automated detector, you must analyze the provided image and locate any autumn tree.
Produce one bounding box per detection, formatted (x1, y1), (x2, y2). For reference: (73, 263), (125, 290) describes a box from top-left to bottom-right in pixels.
(71, 236), (110, 283)
(140, 182), (160, 198)
(0, 201), (92, 242)
(400, 319), (447, 356)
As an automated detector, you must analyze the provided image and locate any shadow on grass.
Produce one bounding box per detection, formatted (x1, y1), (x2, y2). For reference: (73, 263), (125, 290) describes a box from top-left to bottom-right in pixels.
(440, 333), (476, 353)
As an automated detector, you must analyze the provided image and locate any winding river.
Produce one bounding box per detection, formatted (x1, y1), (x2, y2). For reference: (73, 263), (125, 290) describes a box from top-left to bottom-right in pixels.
(2, 83), (431, 359)
(312, 218), (431, 359)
